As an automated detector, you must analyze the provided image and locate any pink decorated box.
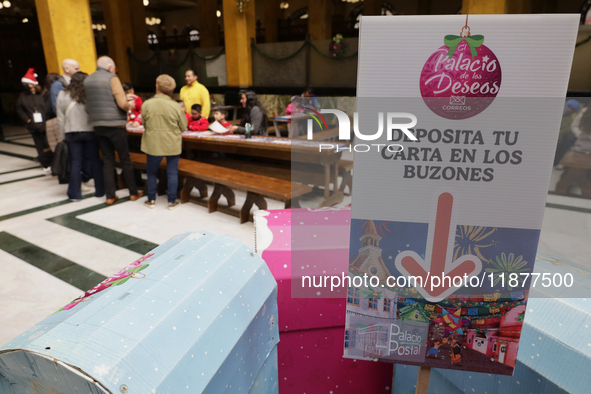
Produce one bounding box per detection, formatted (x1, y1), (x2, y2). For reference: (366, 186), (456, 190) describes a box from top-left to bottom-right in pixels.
(254, 208), (394, 393)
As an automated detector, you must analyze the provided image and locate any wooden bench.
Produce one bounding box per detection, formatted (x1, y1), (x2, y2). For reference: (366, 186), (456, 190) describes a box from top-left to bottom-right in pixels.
(122, 153), (312, 223)
(177, 158), (311, 223)
(112, 152), (146, 191)
(194, 156), (353, 196)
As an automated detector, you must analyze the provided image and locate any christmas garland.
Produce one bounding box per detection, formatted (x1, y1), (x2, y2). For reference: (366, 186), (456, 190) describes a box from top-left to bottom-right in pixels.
(251, 38), (358, 61)
(127, 46), (225, 66)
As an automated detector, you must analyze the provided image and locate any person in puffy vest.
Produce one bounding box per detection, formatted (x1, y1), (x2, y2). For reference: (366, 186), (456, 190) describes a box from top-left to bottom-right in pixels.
(84, 56), (142, 205)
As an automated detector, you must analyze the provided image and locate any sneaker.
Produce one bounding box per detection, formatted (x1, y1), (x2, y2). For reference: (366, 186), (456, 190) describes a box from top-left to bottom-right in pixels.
(43, 167), (52, 174)
(69, 198), (82, 202)
(83, 179), (95, 187)
(81, 184), (92, 193)
(168, 200), (181, 211)
(144, 200), (156, 209)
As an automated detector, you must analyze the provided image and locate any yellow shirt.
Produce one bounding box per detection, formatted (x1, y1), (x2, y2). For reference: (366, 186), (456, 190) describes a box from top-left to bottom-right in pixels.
(180, 81), (210, 118)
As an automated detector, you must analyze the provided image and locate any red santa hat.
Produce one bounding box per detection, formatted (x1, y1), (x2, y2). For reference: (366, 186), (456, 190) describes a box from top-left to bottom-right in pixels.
(21, 68), (38, 85)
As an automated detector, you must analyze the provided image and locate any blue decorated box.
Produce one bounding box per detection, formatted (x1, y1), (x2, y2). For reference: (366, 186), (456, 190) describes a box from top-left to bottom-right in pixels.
(392, 250), (591, 393)
(0, 232), (279, 394)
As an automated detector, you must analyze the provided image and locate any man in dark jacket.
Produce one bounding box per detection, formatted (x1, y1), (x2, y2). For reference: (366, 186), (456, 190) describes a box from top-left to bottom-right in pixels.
(84, 56), (142, 205)
(16, 68), (53, 171)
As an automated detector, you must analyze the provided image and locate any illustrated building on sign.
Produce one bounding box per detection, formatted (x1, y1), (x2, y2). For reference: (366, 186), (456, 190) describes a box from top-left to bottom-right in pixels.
(354, 323), (391, 357)
(345, 289), (398, 358)
(349, 220), (390, 283)
(347, 286), (397, 319)
(346, 220), (398, 357)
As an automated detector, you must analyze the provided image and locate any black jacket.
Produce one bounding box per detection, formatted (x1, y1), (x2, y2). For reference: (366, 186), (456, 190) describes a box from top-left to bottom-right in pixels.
(16, 90), (45, 133)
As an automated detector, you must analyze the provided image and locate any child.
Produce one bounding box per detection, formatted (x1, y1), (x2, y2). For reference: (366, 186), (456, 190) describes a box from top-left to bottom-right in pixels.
(123, 83), (143, 126)
(178, 100), (192, 125)
(214, 109), (231, 128)
(188, 103), (209, 131)
(213, 109), (233, 135)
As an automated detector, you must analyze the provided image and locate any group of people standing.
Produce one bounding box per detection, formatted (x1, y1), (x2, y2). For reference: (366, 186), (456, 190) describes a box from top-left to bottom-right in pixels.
(139, 71), (269, 209)
(17, 57), (143, 205)
(179, 69), (269, 136)
(16, 58), (270, 210)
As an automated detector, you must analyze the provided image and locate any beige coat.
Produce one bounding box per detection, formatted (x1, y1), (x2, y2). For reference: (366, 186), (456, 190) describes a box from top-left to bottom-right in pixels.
(141, 94), (188, 156)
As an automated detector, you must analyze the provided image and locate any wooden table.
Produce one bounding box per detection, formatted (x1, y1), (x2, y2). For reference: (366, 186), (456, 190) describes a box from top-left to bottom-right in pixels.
(128, 128), (345, 207)
(273, 114), (312, 138)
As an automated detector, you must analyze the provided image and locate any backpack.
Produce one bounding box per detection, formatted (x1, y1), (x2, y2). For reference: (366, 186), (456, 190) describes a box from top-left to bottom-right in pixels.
(51, 140), (70, 184)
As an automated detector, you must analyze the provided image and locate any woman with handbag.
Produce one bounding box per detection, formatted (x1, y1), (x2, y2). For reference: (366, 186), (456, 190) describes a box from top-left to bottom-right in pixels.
(56, 72), (105, 201)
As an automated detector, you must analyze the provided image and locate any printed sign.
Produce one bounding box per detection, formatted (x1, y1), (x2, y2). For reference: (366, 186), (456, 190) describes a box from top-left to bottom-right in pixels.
(344, 14), (579, 375)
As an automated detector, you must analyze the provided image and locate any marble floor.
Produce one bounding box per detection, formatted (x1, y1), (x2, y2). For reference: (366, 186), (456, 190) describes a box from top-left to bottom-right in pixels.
(0, 127), (590, 346)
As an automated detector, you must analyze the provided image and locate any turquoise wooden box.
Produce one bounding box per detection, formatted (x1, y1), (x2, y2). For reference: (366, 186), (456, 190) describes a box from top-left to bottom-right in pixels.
(0, 232), (279, 394)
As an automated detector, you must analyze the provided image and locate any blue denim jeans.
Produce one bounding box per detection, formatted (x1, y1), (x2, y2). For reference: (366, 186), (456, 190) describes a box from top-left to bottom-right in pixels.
(146, 155), (180, 203)
(65, 132), (105, 200)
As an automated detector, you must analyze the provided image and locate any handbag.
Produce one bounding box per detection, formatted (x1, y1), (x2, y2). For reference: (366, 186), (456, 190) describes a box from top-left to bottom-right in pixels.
(45, 118), (60, 152)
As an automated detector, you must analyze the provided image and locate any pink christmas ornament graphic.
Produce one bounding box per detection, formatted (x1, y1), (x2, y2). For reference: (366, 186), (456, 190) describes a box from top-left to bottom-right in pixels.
(420, 26), (501, 120)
